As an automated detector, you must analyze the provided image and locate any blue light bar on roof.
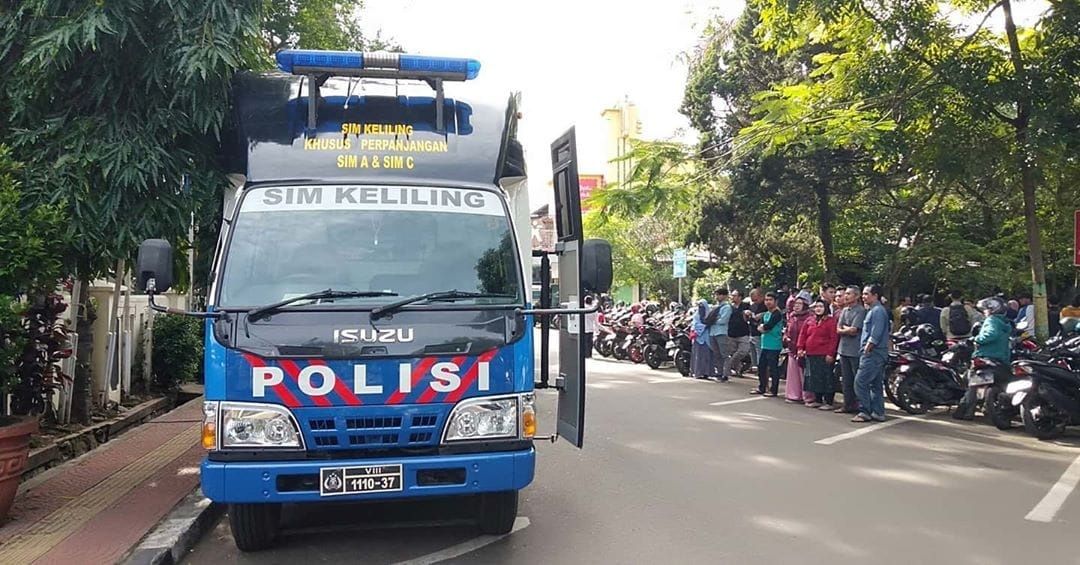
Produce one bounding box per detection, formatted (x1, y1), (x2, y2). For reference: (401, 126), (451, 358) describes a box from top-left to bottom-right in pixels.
(275, 49), (480, 81)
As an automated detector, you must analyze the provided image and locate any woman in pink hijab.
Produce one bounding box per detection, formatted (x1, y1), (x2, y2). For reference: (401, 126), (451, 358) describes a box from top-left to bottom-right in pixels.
(783, 296), (812, 403)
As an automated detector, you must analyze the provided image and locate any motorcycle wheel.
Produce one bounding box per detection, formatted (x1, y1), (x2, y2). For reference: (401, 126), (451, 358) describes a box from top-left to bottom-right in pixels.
(644, 345), (664, 370)
(885, 367), (901, 407)
(629, 344), (645, 364)
(612, 343), (629, 361)
(598, 339), (614, 358)
(985, 385), (1016, 431)
(895, 375), (929, 415)
(1021, 394), (1067, 440)
(675, 350), (691, 377)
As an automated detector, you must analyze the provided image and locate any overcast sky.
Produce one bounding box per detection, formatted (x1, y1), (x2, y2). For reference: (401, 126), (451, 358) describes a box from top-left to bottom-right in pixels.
(359, 0), (743, 209)
(359, 0), (1048, 210)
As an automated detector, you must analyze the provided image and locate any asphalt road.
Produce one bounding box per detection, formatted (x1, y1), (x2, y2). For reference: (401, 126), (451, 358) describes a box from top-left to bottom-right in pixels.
(184, 332), (1080, 564)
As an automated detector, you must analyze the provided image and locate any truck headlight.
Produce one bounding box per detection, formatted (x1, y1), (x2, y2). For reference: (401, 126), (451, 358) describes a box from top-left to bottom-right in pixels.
(217, 401), (303, 449)
(443, 395), (522, 442)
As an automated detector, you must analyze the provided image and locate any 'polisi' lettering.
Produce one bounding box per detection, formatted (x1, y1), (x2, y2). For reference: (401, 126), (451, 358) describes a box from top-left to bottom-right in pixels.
(253, 367), (284, 397)
(249, 362), (490, 398)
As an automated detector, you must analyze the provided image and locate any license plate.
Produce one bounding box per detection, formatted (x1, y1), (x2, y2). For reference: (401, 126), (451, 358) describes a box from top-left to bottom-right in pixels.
(968, 371), (995, 387)
(319, 464), (403, 497)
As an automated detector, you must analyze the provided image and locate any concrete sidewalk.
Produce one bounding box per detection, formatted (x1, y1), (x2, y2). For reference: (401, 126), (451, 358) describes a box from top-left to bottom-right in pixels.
(0, 398), (206, 564)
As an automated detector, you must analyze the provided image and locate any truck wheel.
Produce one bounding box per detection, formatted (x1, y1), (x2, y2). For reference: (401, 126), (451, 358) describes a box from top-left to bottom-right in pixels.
(229, 503), (281, 552)
(478, 491), (518, 535)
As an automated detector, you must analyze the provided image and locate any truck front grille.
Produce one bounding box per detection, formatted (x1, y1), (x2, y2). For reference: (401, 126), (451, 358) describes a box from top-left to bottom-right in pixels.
(294, 405), (448, 452)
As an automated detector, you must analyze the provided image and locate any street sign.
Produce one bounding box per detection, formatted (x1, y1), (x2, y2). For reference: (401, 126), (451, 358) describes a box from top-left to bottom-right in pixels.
(673, 248), (687, 278)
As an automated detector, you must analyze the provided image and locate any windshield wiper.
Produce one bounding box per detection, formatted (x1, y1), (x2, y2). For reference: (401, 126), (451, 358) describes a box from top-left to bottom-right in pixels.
(247, 289), (398, 322)
(370, 290), (515, 320)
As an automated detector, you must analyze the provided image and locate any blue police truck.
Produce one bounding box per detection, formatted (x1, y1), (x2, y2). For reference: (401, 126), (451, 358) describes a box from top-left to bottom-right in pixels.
(134, 49), (611, 551)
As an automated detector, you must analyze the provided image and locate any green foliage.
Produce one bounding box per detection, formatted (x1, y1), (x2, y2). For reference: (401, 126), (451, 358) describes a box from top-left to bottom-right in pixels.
(263, 0), (399, 53)
(583, 212), (677, 295)
(0, 296), (26, 398)
(692, 268), (733, 301)
(0, 146), (68, 296)
(0, 0), (267, 279)
(152, 315), (204, 391)
(678, 0), (1080, 313)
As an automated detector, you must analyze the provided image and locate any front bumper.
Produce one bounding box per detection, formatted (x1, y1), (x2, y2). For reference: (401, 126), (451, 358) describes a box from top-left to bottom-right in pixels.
(201, 448), (535, 503)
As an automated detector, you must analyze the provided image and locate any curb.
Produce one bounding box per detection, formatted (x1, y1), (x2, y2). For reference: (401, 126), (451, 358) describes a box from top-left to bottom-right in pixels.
(120, 488), (224, 565)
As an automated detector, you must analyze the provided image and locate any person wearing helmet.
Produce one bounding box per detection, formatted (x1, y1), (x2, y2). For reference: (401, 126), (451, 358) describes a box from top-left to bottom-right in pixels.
(954, 296), (1012, 420)
(972, 297), (1011, 364)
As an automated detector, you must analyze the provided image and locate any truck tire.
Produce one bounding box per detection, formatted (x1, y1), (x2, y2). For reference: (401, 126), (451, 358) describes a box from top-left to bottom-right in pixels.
(229, 503), (281, 552)
(478, 490), (518, 535)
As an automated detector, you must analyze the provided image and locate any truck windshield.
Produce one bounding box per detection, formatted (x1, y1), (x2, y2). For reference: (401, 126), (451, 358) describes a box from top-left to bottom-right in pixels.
(216, 185), (522, 309)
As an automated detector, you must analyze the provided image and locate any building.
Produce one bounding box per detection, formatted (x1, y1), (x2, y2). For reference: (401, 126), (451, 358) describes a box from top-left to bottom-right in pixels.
(600, 98), (642, 192)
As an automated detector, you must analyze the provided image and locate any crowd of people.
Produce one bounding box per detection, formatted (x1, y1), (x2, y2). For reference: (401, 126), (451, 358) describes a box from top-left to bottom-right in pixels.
(680, 283), (1074, 424)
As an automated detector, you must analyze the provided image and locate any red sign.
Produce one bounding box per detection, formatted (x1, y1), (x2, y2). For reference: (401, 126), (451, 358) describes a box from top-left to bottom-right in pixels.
(1075, 210), (1080, 266)
(578, 174), (604, 210)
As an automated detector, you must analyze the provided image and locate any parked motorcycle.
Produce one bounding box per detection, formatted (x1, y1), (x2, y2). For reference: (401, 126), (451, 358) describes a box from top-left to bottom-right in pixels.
(1007, 334), (1080, 439)
(666, 322), (692, 376)
(893, 350), (968, 415)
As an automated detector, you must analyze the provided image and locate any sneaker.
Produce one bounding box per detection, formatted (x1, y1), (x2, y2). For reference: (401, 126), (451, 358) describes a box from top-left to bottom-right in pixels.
(834, 407), (854, 414)
(851, 413), (873, 423)
(763, 392), (778, 398)
(871, 414), (887, 422)
(806, 402), (823, 408)
(818, 404), (835, 411)
(750, 389), (764, 395)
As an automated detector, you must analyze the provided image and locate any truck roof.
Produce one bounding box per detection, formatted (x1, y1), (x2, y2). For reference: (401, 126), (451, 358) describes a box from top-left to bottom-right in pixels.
(229, 72), (525, 187)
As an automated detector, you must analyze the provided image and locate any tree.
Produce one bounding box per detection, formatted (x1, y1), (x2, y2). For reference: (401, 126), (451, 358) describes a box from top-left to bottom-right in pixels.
(700, 0), (1080, 338)
(0, 0), (266, 422)
(263, 0), (400, 54)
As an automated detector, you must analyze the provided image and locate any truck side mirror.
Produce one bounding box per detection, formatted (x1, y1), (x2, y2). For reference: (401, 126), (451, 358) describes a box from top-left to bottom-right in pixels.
(582, 239), (612, 294)
(136, 239), (174, 294)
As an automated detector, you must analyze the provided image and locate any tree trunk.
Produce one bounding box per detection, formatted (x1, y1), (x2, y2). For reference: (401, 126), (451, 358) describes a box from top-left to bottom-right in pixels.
(71, 278), (94, 424)
(814, 181), (836, 280)
(1003, 0), (1050, 341)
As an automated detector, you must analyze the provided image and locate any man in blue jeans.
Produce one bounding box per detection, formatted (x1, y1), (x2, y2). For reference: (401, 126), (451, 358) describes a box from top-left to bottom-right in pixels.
(853, 284), (890, 422)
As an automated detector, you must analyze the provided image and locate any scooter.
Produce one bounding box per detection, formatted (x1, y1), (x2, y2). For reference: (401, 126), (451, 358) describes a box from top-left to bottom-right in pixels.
(1006, 336), (1080, 439)
(666, 323), (692, 376)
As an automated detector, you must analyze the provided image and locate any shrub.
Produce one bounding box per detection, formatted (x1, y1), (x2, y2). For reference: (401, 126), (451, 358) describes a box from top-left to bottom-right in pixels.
(0, 145), (71, 417)
(151, 315), (203, 391)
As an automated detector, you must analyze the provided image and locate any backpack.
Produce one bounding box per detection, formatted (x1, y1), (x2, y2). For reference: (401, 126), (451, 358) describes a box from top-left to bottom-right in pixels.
(704, 306), (721, 326)
(948, 304), (972, 336)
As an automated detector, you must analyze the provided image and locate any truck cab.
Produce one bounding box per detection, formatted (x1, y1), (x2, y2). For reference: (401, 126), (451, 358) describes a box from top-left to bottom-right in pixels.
(134, 50), (610, 551)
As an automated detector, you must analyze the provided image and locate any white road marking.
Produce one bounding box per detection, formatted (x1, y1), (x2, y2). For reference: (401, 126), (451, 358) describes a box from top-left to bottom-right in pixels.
(814, 417), (913, 445)
(391, 516), (531, 565)
(709, 397), (767, 407)
(1025, 454), (1080, 523)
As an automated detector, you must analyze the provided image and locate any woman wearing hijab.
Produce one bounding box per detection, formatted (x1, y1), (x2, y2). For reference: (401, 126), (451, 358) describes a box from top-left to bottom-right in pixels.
(690, 299), (713, 379)
(797, 299), (841, 409)
(783, 296), (812, 403)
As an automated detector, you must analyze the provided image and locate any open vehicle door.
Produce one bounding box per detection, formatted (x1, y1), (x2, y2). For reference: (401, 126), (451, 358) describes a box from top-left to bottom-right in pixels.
(549, 128), (612, 447)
